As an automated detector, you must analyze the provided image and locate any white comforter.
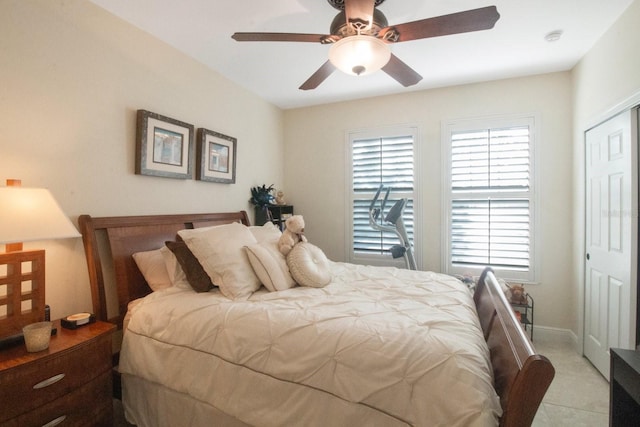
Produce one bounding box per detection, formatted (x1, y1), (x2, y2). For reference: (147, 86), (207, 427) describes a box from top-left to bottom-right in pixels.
(120, 263), (501, 426)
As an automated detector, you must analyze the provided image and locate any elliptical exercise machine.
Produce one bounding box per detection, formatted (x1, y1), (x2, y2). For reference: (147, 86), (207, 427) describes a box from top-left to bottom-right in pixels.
(368, 184), (417, 270)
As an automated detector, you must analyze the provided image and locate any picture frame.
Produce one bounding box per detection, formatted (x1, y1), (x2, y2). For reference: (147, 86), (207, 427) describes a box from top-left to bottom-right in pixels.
(135, 109), (194, 179)
(196, 128), (237, 184)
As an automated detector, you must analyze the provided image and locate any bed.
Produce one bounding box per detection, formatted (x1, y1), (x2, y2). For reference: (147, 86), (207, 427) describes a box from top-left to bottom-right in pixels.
(79, 211), (554, 427)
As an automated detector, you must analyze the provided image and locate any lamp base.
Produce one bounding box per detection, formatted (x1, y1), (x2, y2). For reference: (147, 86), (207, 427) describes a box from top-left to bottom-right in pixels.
(0, 250), (46, 341)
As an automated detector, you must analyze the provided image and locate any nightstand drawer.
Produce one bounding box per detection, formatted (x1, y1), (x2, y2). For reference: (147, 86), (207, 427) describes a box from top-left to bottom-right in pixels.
(0, 333), (111, 422)
(12, 370), (112, 427)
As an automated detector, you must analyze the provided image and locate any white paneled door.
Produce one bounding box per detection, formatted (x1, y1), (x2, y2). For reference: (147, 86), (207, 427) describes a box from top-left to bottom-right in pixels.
(585, 108), (638, 379)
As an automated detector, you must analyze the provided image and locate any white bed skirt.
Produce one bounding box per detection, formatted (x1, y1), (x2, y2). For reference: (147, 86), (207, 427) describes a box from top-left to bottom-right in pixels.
(123, 374), (250, 427)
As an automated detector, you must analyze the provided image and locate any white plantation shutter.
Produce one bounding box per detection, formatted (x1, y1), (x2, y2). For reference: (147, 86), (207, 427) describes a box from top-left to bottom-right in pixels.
(451, 127), (530, 191)
(350, 131), (415, 261)
(450, 198), (530, 268)
(445, 117), (536, 281)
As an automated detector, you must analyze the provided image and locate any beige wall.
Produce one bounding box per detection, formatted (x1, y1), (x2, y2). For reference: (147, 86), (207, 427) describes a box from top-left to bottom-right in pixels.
(572, 1), (640, 341)
(5, 0), (640, 338)
(573, 0), (640, 126)
(284, 72), (574, 331)
(0, 0), (285, 319)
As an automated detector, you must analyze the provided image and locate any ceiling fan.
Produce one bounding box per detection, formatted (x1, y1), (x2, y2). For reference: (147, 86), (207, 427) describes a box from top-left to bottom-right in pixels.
(232, 0), (500, 91)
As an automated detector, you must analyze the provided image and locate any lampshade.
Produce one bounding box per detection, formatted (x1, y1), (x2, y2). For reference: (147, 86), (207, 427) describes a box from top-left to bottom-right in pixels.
(0, 187), (80, 244)
(329, 35), (391, 76)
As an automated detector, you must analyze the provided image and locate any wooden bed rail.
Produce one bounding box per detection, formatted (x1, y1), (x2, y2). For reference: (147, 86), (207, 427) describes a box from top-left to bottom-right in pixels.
(475, 268), (555, 427)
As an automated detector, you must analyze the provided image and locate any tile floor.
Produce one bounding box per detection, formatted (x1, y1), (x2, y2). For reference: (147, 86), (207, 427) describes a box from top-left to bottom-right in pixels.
(532, 338), (610, 427)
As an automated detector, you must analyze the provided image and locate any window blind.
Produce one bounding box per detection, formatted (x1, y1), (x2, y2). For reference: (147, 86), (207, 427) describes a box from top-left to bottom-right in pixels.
(351, 135), (414, 256)
(449, 125), (532, 272)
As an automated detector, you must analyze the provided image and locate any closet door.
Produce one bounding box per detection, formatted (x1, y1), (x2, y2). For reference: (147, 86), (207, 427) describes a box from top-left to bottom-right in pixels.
(584, 108), (638, 379)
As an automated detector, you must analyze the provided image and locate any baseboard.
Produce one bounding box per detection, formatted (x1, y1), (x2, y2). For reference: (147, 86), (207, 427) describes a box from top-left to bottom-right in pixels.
(531, 325), (578, 347)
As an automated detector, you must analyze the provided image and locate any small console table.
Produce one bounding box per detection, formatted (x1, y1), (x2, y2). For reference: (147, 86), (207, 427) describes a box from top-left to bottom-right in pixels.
(255, 205), (294, 231)
(610, 348), (640, 426)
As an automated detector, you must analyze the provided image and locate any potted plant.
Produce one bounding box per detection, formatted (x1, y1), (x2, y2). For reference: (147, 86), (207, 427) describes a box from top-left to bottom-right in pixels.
(250, 184), (275, 225)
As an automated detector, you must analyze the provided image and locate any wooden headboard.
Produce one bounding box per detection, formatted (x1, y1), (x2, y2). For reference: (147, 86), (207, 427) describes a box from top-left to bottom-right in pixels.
(78, 211), (250, 328)
(78, 211), (553, 426)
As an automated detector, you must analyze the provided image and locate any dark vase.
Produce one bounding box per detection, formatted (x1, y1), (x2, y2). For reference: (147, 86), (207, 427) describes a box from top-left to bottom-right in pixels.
(254, 205), (272, 226)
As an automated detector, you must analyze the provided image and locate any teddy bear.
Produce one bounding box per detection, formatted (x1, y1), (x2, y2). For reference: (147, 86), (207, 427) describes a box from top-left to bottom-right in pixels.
(507, 283), (527, 305)
(275, 190), (286, 205)
(278, 215), (307, 256)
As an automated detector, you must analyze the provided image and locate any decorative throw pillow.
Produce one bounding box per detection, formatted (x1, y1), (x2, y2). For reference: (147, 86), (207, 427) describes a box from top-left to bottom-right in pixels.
(165, 240), (215, 293)
(178, 222), (261, 299)
(132, 248), (172, 292)
(160, 244), (191, 290)
(249, 221), (282, 243)
(287, 242), (332, 288)
(245, 240), (296, 292)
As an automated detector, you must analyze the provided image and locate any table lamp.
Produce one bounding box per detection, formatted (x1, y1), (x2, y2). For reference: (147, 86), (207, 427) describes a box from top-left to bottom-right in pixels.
(0, 180), (81, 345)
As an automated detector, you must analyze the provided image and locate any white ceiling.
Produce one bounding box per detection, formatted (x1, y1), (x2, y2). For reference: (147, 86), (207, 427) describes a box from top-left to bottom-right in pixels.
(89, 0), (633, 109)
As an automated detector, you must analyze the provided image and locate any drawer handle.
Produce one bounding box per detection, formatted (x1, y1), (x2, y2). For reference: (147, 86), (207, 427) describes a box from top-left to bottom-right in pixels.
(33, 373), (65, 389)
(42, 415), (66, 427)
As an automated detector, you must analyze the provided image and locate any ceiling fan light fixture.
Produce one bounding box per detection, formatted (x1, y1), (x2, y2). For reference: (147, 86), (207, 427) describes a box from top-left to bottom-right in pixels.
(329, 35), (391, 76)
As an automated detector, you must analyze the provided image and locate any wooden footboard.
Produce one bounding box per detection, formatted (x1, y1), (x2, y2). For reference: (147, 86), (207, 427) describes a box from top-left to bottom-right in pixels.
(475, 268), (555, 427)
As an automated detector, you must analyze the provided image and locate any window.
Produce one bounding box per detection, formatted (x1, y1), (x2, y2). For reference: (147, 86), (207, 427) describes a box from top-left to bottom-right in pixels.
(443, 115), (537, 282)
(348, 127), (418, 266)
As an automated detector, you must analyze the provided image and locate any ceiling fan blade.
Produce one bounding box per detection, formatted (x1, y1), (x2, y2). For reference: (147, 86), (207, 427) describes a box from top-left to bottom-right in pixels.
(382, 54), (422, 87)
(344, 0), (376, 30)
(379, 5), (500, 42)
(299, 61), (336, 91)
(232, 32), (329, 43)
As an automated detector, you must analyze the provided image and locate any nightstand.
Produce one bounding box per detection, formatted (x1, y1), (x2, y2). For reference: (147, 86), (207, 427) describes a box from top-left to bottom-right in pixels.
(0, 319), (116, 426)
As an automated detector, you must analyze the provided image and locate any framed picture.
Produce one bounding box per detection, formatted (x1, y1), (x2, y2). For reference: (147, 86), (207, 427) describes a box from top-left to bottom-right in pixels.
(135, 110), (194, 179)
(196, 128), (237, 184)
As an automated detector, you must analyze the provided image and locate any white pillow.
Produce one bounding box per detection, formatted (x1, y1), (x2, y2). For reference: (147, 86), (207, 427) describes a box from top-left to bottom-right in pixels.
(178, 222), (261, 300)
(160, 244), (191, 290)
(245, 240), (296, 292)
(287, 242), (332, 288)
(249, 222), (282, 243)
(132, 247), (172, 291)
